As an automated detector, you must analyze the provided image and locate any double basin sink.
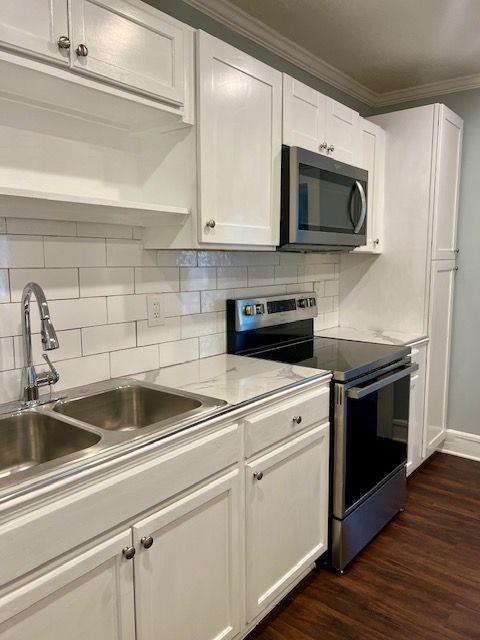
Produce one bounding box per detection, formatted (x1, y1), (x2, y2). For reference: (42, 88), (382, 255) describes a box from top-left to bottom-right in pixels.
(0, 383), (226, 493)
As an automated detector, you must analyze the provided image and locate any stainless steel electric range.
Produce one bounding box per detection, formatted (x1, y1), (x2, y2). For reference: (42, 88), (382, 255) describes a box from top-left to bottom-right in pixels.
(227, 292), (418, 571)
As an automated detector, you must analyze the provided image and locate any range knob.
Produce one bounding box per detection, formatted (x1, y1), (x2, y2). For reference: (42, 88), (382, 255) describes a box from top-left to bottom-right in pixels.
(309, 297), (317, 307)
(244, 305), (255, 316)
(298, 298), (308, 308)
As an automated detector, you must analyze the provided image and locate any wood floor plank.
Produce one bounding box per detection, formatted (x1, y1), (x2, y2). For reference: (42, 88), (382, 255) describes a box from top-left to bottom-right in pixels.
(247, 453), (480, 640)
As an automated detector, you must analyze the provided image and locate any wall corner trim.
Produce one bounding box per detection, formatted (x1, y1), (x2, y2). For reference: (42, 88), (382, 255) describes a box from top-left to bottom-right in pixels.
(439, 429), (480, 462)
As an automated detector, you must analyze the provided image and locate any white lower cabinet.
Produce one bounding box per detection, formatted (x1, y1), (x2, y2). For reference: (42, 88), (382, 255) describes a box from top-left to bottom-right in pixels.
(0, 530), (135, 640)
(133, 470), (241, 640)
(407, 341), (428, 475)
(245, 422), (329, 622)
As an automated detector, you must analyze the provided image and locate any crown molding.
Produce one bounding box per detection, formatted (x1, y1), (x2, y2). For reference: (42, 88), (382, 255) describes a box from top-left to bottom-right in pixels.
(184, 0), (480, 109)
(182, 0), (378, 106)
(375, 72), (480, 106)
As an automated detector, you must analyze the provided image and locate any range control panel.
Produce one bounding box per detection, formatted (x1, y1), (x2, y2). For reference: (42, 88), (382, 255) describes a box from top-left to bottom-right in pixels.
(231, 293), (317, 331)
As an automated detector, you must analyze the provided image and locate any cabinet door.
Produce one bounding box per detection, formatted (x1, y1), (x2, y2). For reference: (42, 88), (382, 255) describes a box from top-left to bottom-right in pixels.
(407, 342), (427, 475)
(0, 0), (69, 64)
(133, 470), (241, 640)
(424, 261), (456, 457)
(325, 98), (360, 165)
(0, 530), (135, 640)
(70, 0), (185, 103)
(283, 75), (327, 153)
(197, 31), (282, 246)
(432, 105), (463, 260)
(246, 423), (329, 622)
(354, 118), (385, 254)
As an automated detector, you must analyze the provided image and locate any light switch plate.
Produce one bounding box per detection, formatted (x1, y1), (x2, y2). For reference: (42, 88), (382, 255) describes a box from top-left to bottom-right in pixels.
(147, 294), (164, 327)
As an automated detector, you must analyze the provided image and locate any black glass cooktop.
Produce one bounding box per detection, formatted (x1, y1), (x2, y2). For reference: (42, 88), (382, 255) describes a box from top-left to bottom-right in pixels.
(249, 337), (409, 382)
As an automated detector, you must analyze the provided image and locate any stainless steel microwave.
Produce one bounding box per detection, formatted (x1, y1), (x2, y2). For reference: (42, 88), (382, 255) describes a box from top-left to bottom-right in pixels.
(279, 145), (368, 251)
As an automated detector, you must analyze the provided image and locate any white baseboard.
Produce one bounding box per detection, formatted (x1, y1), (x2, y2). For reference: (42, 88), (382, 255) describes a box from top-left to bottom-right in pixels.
(439, 429), (480, 462)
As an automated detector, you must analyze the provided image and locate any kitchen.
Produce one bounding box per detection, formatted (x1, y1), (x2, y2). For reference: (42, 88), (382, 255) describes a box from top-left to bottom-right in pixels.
(0, 1), (478, 639)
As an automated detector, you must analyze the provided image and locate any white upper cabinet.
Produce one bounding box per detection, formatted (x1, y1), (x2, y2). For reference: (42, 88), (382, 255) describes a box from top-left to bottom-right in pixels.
(197, 31), (282, 246)
(283, 75), (327, 153)
(70, 0), (185, 104)
(325, 97), (360, 165)
(424, 260), (456, 457)
(431, 105), (463, 260)
(0, 0), (69, 64)
(283, 74), (360, 165)
(354, 118), (385, 253)
(133, 470), (241, 640)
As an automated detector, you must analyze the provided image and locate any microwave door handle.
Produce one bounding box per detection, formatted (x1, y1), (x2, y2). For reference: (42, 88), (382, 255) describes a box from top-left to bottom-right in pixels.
(353, 180), (367, 234)
(347, 363), (419, 400)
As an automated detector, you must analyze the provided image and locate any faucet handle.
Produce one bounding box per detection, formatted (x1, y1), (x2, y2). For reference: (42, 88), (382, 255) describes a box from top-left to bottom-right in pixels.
(42, 353), (60, 385)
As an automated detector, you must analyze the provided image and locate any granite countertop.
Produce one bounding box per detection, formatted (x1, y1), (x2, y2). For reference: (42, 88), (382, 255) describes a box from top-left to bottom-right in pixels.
(316, 326), (428, 346)
(133, 354), (330, 406)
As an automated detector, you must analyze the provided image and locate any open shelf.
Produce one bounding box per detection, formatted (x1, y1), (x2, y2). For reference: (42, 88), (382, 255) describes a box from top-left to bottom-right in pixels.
(0, 188), (190, 226)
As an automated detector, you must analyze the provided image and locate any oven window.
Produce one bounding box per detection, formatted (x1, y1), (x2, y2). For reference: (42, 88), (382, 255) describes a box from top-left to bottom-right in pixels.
(344, 374), (409, 513)
(298, 164), (364, 234)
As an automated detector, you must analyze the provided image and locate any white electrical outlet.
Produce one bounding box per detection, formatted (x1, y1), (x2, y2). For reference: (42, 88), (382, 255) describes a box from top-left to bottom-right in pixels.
(147, 294), (164, 327)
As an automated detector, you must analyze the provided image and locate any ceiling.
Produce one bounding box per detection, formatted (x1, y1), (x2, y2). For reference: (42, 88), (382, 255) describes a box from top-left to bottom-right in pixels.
(188, 0), (480, 105)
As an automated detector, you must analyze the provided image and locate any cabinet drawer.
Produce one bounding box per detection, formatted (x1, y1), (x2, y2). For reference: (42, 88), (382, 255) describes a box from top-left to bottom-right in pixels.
(245, 385), (330, 457)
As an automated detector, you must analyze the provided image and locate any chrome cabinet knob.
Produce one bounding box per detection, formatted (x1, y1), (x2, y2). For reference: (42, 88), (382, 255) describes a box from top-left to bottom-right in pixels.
(76, 43), (89, 57)
(327, 145), (335, 153)
(374, 238), (380, 245)
(57, 36), (71, 50)
(455, 266), (459, 271)
(455, 248), (460, 254)
(122, 546), (136, 560)
(293, 415), (302, 425)
(319, 141), (328, 150)
(141, 535), (154, 549)
(253, 471), (264, 481)
(206, 219), (216, 229)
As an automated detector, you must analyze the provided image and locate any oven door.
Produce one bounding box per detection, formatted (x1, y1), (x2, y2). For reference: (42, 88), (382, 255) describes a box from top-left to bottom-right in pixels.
(283, 146), (368, 249)
(333, 361), (418, 519)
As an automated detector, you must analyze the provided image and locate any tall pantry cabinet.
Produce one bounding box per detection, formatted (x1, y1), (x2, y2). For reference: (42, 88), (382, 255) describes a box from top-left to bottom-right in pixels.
(342, 104), (463, 467)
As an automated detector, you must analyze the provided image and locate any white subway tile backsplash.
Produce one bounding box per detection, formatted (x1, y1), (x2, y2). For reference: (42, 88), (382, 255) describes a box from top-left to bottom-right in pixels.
(55, 354), (110, 392)
(0, 233), (340, 403)
(181, 312), (220, 339)
(10, 268), (79, 301)
(13, 329), (82, 368)
(6, 218), (76, 236)
(107, 294), (147, 323)
(106, 239), (156, 267)
(82, 323), (136, 356)
(248, 266), (275, 287)
(137, 318), (181, 346)
(77, 222), (133, 239)
(110, 345), (159, 377)
(200, 289), (234, 313)
(0, 270), (10, 302)
(135, 267), (179, 294)
(217, 267), (247, 289)
(45, 237), (106, 267)
(0, 337), (14, 371)
(199, 332), (226, 358)
(180, 267), (216, 292)
(157, 250), (197, 267)
(161, 292), (200, 317)
(80, 267), (134, 297)
(159, 338), (199, 367)
(49, 298), (107, 330)
(0, 369), (22, 404)
(0, 236), (44, 268)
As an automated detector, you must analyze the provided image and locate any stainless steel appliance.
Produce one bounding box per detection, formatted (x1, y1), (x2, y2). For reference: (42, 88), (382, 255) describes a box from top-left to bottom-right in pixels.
(279, 146), (368, 251)
(227, 293), (417, 571)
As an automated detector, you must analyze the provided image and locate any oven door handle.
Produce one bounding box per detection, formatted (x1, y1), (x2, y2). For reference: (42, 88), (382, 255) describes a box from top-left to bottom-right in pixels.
(347, 363), (419, 399)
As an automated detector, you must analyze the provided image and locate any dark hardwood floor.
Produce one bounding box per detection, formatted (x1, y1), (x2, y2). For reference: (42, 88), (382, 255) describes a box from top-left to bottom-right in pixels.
(247, 453), (480, 640)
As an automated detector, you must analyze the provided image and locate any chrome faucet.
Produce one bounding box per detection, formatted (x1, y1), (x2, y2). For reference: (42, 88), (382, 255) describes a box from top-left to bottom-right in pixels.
(21, 282), (60, 405)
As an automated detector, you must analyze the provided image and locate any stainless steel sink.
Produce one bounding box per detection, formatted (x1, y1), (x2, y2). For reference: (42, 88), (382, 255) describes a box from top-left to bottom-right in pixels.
(0, 412), (101, 481)
(53, 383), (217, 432)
